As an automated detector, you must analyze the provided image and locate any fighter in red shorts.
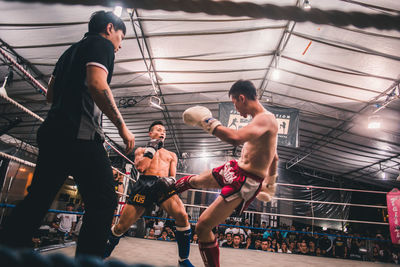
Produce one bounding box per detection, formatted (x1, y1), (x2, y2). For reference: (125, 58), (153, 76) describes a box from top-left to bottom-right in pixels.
(175, 80), (279, 267)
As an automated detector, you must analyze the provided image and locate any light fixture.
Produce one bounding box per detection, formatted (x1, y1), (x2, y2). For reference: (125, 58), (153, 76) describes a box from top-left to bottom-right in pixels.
(271, 68), (280, 80)
(149, 96), (163, 110)
(126, 8), (133, 15)
(113, 6), (123, 17)
(367, 115), (381, 129)
(381, 172), (386, 179)
(303, 0), (311, 10)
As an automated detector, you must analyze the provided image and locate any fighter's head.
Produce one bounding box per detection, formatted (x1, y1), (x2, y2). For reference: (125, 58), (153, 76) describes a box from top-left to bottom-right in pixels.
(229, 80), (257, 118)
(149, 121), (166, 141)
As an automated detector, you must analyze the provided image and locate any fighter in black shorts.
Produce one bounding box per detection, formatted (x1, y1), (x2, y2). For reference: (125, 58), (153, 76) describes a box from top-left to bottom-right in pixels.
(104, 121), (193, 267)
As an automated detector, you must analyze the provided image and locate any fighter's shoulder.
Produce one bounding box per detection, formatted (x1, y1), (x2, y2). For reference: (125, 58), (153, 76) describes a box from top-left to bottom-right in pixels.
(162, 149), (177, 160)
(254, 111), (277, 124)
(135, 147), (146, 155)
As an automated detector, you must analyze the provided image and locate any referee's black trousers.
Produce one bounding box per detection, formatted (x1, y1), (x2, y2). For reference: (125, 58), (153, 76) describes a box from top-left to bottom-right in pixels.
(0, 125), (117, 257)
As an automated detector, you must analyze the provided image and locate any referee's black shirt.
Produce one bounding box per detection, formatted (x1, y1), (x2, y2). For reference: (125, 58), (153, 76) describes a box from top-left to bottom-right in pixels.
(43, 32), (115, 141)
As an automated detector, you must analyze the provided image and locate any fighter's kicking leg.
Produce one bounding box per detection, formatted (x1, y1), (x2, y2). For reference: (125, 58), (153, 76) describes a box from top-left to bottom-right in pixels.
(161, 195), (194, 267)
(175, 170), (221, 193)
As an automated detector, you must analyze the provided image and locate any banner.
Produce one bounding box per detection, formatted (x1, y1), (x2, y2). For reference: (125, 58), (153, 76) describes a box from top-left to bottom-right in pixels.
(218, 103), (299, 147)
(387, 188), (400, 244)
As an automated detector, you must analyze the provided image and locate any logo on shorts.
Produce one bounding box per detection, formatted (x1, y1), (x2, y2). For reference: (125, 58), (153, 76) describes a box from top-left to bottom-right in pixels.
(133, 194), (145, 204)
(220, 162), (236, 184)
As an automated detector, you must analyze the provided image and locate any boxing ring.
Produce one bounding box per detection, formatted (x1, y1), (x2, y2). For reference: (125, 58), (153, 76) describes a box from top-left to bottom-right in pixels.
(1, 1), (399, 266)
(42, 237), (394, 267)
(0, 39), (396, 266)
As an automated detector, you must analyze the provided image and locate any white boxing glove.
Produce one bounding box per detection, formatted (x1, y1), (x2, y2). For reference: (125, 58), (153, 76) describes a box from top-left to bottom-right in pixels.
(256, 174), (278, 202)
(183, 106), (222, 134)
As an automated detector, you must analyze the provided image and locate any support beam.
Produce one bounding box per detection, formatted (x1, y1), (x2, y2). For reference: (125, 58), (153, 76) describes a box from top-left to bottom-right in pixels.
(128, 8), (181, 155)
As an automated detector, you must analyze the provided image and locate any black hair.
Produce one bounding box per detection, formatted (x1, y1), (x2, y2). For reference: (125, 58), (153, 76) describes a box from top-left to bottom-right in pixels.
(88, 10), (126, 35)
(66, 203), (74, 208)
(228, 79), (257, 100)
(149, 121), (164, 132)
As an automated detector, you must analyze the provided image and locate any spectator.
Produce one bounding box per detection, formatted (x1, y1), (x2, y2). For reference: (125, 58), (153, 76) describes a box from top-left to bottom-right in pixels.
(225, 224), (235, 235)
(287, 226), (297, 243)
(249, 238), (262, 250)
(153, 219), (164, 236)
(333, 236), (347, 258)
(245, 236), (252, 249)
(261, 240), (272, 252)
(145, 228), (157, 240)
(298, 241), (309, 255)
(289, 241), (297, 254)
(308, 240), (316, 256)
(72, 203), (84, 240)
(348, 236), (361, 260)
(319, 234), (332, 256)
(263, 229), (273, 240)
(270, 239), (278, 252)
(53, 203), (77, 242)
(371, 246), (379, 262)
(158, 230), (170, 241)
(315, 247), (322, 257)
(164, 226), (175, 241)
(191, 233), (199, 244)
(244, 222), (252, 237)
(232, 234), (244, 249)
(278, 242), (291, 253)
(232, 221), (246, 236)
(274, 230), (283, 244)
(252, 222), (263, 236)
(221, 233), (233, 248)
(164, 215), (175, 230)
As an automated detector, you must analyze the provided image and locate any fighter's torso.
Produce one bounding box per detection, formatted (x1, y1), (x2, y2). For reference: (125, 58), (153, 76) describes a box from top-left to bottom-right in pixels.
(142, 148), (174, 177)
(237, 112), (278, 178)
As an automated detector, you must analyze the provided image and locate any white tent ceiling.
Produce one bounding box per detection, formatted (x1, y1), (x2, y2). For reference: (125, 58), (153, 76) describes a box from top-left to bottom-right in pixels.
(0, 0), (399, 189)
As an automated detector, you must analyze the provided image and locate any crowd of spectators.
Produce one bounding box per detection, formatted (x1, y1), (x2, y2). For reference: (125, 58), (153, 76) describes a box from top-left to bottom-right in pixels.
(143, 216), (400, 264)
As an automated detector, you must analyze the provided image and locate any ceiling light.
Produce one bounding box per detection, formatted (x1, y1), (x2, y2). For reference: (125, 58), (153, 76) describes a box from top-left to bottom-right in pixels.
(149, 96), (163, 110)
(113, 6), (123, 17)
(271, 68), (280, 80)
(303, 0), (311, 10)
(367, 115), (381, 129)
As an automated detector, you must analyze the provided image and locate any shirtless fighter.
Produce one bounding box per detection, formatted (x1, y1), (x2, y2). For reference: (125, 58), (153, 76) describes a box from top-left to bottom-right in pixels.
(104, 121), (194, 267)
(175, 80), (279, 267)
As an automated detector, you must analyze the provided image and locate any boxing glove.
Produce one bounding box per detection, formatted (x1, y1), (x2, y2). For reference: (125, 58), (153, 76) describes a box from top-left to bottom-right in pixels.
(183, 106), (222, 134)
(143, 139), (164, 159)
(256, 174), (278, 202)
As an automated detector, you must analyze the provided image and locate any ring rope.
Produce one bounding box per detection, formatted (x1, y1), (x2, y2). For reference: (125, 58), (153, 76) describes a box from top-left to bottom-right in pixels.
(0, 151), (36, 167)
(183, 203), (388, 225)
(0, 203), (390, 241)
(0, 47), (47, 95)
(111, 166), (136, 183)
(0, 93), (45, 122)
(5, 0), (400, 31)
(188, 188), (386, 208)
(177, 172), (388, 194)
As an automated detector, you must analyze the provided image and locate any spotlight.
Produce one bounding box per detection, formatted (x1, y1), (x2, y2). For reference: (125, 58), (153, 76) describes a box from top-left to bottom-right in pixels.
(271, 68), (280, 80)
(149, 96), (163, 110)
(113, 6), (123, 17)
(367, 115), (381, 129)
(303, 0), (311, 10)
(381, 172), (386, 179)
